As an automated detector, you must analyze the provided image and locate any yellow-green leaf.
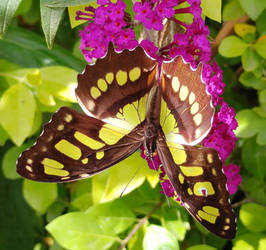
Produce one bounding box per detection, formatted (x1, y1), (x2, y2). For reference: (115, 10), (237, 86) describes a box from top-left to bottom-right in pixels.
(23, 179), (57, 214)
(40, 66), (78, 103)
(201, 0), (221, 22)
(0, 83), (36, 146)
(92, 152), (154, 204)
(36, 86), (56, 106)
(234, 24), (256, 38)
(68, 2), (98, 28)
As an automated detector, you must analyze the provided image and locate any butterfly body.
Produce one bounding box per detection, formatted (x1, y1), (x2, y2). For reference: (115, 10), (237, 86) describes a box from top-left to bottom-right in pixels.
(17, 44), (236, 239)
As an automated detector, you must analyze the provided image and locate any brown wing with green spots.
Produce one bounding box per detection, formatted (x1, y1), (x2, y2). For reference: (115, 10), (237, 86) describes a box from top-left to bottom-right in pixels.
(160, 57), (214, 145)
(76, 44), (158, 128)
(156, 130), (236, 239)
(17, 107), (144, 183)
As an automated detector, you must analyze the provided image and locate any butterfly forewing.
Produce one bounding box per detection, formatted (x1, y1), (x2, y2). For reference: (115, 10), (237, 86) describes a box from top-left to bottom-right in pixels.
(17, 107), (143, 182)
(76, 44), (158, 128)
(156, 131), (236, 239)
(160, 57), (214, 145)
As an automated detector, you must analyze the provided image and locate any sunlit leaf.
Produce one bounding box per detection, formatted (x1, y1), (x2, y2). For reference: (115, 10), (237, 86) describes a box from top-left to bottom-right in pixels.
(233, 233), (265, 250)
(93, 152), (152, 203)
(201, 0), (221, 22)
(0, 124), (8, 145)
(23, 179), (57, 214)
(235, 109), (266, 138)
(68, 3), (98, 28)
(143, 225), (179, 250)
(241, 47), (260, 72)
(16, 0), (32, 15)
(40, 66), (77, 103)
(85, 200), (136, 234)
(46, 211), (121, 250)
(219, 36), (248, 57)
(36, 86), (56, 106)
(0, 0), (22, 37)
(0, 83), (36, 146)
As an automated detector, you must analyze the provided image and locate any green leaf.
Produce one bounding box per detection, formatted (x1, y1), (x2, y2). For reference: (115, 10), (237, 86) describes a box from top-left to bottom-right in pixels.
(143, 225), (179, 250)
(239, 72), (266, 90)
(46, 211), (121, 250)
(16, 0), (32, 15)
(40, 0), (65, 49)
(0, 27), (85, 71)
(85, 200), (136, 235)
(239, 0), (266, 20)
(92, 152), (152, 203)
(48, 0), (95, 7)
(242, 137), (266, 180)
(243, 177), (266, 204)
(0, 83), (36, 146)
(259, 89), (266, 105)
(201, 0), (221, 22)
(254, 106), (266, 118)
(23, 179), (57, 214)
(235, 109), (266, 138)
(256, 9), (266, 34)
(241, 47), (260, 72)
(2, 142), (32, 180)
(219, 36), (248, 57)
(257, 127), (266, 145)
(0, 0), (22, 38)
(239, 203), (266, 232)
(0, 124), (8, 145)
(36, 86), (56, 106)
(223, 0), (245, 21)
(40, 66), (78, 103)
(233, 233), (265, 250)
(164, 220), (187, 242)
(186, 245), (217, 250)
(254, 37), (266, 58)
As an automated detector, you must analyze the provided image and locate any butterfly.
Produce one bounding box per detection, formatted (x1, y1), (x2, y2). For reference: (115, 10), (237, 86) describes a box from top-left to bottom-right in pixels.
(17, 43), (236, 239)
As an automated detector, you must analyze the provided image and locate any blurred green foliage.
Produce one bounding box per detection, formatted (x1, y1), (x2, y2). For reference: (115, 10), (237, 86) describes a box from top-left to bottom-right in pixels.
(0, 0), (265, 249)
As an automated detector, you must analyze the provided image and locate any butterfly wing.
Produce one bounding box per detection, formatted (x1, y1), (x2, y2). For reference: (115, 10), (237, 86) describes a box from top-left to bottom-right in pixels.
(17, 107), (143, 182)
(76, 43), (158, 129)
(157, 133), (236, 239)
(17, 45), (158, 183)
(160, 57), (214, 145)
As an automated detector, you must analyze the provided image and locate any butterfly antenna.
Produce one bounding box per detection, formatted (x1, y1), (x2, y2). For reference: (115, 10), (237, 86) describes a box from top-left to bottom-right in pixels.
(119, 164), (142, 198)
(150, 157), (170, 207)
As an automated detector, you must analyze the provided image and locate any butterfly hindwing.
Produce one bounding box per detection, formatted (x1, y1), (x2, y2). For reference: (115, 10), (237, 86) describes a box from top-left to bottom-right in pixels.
(160, 57), (214, 145)
(17, 107), (143, 182)
(157, 131), (236, 239)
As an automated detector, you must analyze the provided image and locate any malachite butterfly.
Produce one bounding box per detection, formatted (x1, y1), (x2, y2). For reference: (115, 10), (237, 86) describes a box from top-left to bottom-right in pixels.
(17, 43), (236, 239)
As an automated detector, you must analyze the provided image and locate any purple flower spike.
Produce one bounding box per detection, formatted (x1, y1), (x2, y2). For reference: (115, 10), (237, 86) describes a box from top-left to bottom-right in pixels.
(223, 164), (242, 195)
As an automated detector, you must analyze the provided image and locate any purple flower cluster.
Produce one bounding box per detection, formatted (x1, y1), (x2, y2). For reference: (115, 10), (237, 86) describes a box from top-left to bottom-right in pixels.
(77, 0), (137, 62)
(133, 0), (176, 31)
(77, 0), (241, 195)
(223, 164), (242, 195)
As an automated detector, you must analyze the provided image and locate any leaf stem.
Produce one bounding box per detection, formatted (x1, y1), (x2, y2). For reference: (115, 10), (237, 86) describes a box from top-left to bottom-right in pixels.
(118, 199), (164, 250)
